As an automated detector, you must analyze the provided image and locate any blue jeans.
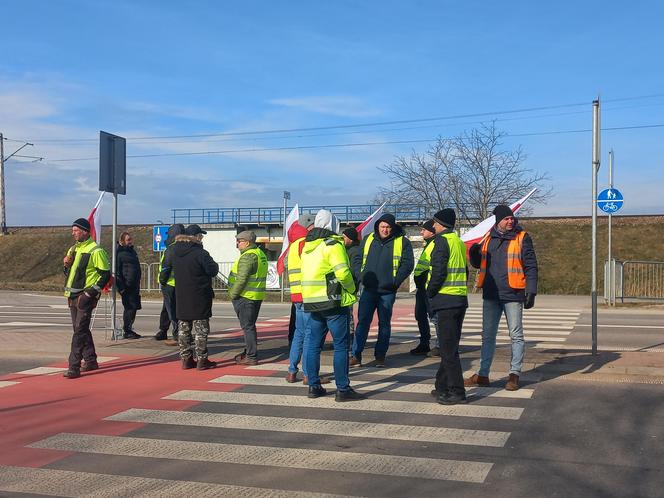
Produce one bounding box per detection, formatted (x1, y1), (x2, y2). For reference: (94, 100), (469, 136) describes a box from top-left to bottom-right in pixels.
(288, 303), (310, 375)
(352, 290), (396, 361)
(304, 309), (350, 392)
(478, 299), (525, 376)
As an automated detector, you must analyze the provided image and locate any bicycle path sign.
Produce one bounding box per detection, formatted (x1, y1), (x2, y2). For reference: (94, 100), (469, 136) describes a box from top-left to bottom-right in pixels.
(153, 225), (169, 252)
(597, 188), (624, 214)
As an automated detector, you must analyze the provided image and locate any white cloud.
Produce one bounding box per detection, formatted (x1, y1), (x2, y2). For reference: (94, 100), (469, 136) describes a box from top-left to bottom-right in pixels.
(270, 95), (383, 118)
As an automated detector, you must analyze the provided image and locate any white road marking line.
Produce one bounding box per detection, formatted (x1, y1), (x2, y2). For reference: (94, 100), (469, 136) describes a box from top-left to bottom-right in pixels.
(107, 407), (510, 447)
(0, 381), (19, 388)
(210, 374), (534, 399)
(575, 324), (664, 329)
(31, 433), (493, 483)
(0, 465), (346, 498)
(0, 322), (70, 327)
(15, 357), (120, 375)
(164, 390), (524, 420)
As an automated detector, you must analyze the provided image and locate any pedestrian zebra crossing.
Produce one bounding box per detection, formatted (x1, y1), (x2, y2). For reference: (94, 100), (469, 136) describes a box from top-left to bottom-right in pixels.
(2, 362), (538, 496)
(369, 306), (581, 349)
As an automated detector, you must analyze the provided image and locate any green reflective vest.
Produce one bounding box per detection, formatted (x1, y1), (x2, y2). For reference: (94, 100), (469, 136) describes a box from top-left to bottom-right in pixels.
(159, 251), (175, 287)
(64, 238), (110, 297)
(426, 232), (468, 296)
(286, 236), (305, 296)
(229, 246), (268, 300)
(413, 238), (435, 277)
(301, 235), (356, 312)
(361, 232), (403, 277)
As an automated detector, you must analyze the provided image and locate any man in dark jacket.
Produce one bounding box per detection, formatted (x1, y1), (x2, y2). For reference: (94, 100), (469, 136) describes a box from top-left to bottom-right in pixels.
(410, 219), (436, 355)
(350, 213), (414, 367)
(170, 224), (219, 370)
(427, 208), (469, 405)
(116, 231), (142, 340)
(342, 226), (361, 336)
(157, 223), (184, 344)
(465, 205), (538, 391)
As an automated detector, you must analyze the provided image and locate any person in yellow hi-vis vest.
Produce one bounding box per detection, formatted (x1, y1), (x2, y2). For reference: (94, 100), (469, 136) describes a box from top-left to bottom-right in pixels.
(426, 208), (469, 405)
(301, 210), (365, 402)
(229, 230), (268, 365)
(62, 218), (111, 379)
(411, 219), (437, 356)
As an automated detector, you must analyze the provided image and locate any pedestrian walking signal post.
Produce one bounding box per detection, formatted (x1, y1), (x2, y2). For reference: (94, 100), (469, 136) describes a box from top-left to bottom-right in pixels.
(153, 225), (169, 252)
(597, 188), (624, 214)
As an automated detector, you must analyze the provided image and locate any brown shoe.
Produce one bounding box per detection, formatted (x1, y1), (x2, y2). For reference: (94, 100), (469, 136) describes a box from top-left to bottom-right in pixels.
(181, 357), (196, 370)
(236, 356), (258, 366)
(464, 373), (490, 387)
(164, 339), (178, 346)
(505, 373), (520, 391)
(197, 358), (217, 370)
(286, 372), (298, 383)
(349, 356), (362, 367)
(303, 376), (331, 386)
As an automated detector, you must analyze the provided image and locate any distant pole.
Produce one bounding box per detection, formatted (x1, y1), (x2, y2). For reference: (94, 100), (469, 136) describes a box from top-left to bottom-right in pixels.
(608, 149), (614, 306)
(281, 190), (290, 303)
(591, 99), (601, 355)
(0, 133), (5, 235)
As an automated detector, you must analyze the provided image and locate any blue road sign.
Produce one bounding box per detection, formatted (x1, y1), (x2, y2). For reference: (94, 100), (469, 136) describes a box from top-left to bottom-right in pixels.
(153, 225), (169, 252)
(597, 188), (624, 214)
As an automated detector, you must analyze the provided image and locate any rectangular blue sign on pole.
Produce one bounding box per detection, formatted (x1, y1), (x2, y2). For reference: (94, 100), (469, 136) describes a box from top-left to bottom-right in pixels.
(153, 225), (169, 252)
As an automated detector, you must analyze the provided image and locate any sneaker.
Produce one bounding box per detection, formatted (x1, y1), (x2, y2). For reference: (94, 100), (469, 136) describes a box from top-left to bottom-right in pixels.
(437, 393), (468, 405)
(63, 369), (80, 379)
(123, 330), (142, 340)
(197, 358), (217, 370)
(307, 385), (327, 398)
(154, 331), (167, 341)
(410, 344), (431, 356)
(181, 357), (196, 370)
(286, 372), (298, 383)
(427, 347), (440, 357)
(81, 361), (99, 372)
(335, 387), (366, 402)
(464, 373), (490, 387)
(349, 356), (362, 367)
(505, 373), (520, 391)
(374, 357), (386, 368)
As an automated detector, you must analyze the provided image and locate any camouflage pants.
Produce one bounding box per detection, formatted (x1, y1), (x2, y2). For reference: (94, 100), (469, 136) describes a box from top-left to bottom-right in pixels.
(178, 319), (210, 360)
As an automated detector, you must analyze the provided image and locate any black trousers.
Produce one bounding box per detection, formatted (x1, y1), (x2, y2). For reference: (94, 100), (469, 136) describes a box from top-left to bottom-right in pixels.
(121, 288), (141, 332)
(159, 285), (178, 336)
(434, 306), (466, 396)
(233, 297), (262, 359)
(415, 288), (431, 347)
(288, 302), (296, 345)
(68, 295), (98, 369)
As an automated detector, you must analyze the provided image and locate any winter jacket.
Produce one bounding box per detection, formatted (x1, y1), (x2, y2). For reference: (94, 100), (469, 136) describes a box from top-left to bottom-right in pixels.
(116, 245), (141, 292)
(356, 213), (414, 294)
(414, 236), (435, 290)
(284, 222), (309, 303)
(469, 225), (538, 302)
(345, 241), (361, 287)
(427, 228), (469, 311)
(170, 235), (219, 320)
(228, 243), (260, 300)
(159, 224), (185, 288)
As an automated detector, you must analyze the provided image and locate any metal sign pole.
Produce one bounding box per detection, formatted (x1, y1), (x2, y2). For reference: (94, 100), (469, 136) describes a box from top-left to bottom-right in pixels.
(111, 191), (120, 339)
(608, 150), (614, 306)
(591, 99), (601, 356)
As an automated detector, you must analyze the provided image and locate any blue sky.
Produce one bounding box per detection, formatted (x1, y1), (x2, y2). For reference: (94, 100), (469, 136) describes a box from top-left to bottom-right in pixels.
(1, 0), (663, 225)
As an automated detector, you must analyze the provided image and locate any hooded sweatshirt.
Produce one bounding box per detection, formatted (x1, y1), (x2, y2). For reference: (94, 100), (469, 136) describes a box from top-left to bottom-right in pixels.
(170, 235), (219, 320)
(357, 213), (414, 294)
(285, 222), (310, 303)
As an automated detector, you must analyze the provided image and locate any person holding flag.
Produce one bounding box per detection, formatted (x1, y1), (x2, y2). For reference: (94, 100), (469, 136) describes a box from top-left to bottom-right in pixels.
(62, 217), (111, 378)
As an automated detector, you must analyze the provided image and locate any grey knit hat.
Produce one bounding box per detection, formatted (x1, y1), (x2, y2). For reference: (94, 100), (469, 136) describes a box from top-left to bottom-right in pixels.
(236, 230), (256, 242)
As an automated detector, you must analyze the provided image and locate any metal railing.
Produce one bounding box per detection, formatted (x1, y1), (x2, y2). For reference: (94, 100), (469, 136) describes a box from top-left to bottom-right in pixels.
(140, 262), (235, 292)
(604, 260), (664, 302)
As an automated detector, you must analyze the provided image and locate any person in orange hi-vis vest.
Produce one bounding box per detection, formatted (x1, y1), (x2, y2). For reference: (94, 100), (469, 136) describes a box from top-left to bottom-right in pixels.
(465, 204), (538, 391)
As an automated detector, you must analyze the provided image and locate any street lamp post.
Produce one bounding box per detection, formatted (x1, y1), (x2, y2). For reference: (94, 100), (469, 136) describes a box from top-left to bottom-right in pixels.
(281, 191), (290, 303)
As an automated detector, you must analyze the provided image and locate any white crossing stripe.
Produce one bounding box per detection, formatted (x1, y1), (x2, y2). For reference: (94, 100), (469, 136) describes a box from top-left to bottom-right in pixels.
(15, 357), (120, 376)
(210, 374), (534, 399)
(0, 321), (70, 327)
(107, 407), (511, 447)
(0, 465), (347, 498)
(0, 381), (19, 388)
(247, 362), (543, 381)
(164, 390), (524, 420)
(31, 433), (493, 483)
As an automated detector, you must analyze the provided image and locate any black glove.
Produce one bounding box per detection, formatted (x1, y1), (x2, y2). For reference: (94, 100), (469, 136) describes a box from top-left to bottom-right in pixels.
(524, 293), (536, 309)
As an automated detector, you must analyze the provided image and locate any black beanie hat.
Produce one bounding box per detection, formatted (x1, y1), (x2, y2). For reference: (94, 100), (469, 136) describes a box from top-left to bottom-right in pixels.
(342, 227), (359, 242)
(422, 219), (436, 233)
(72, 218), (90, 232)
(433, 208), (456, 228)
(493, 205), (515, 224)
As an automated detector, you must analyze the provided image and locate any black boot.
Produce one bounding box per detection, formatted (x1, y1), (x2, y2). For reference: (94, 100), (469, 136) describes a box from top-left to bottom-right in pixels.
(63, 368), (81, 379)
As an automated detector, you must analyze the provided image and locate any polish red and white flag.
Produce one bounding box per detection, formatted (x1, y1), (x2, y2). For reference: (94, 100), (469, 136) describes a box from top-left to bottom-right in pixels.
(87, 192), (105, 244)
(356, 202), (386, 240)
(461, 188), (537, 248)
(277, 204), (300, 275)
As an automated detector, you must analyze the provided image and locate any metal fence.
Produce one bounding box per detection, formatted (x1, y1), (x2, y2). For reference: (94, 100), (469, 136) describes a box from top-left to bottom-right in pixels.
(604, 260), (664, 302)
(140, 262), (235, 292)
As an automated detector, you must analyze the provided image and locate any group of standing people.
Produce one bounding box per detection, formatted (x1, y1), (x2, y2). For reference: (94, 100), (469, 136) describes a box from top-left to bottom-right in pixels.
(61, 204), (538, 405)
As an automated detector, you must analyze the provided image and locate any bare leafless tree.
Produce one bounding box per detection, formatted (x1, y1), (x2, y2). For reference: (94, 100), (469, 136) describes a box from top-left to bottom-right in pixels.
(375, 122), (551, 224)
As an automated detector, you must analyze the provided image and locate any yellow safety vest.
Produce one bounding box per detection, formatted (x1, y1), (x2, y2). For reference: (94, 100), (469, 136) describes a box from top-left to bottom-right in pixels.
(301, 235), (356, 312)
(426, 232), (468, 296)
(159, 251), (175, 287)
(286, 236), (305, 296)
(361, 232), (403, 277)
(413, 238), (435, 277)
(229, 246), (268, 300)
(64, 238), (110, 297)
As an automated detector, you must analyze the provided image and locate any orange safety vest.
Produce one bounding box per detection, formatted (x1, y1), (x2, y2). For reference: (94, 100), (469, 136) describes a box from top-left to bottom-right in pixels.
(476, 231), (527, 290)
